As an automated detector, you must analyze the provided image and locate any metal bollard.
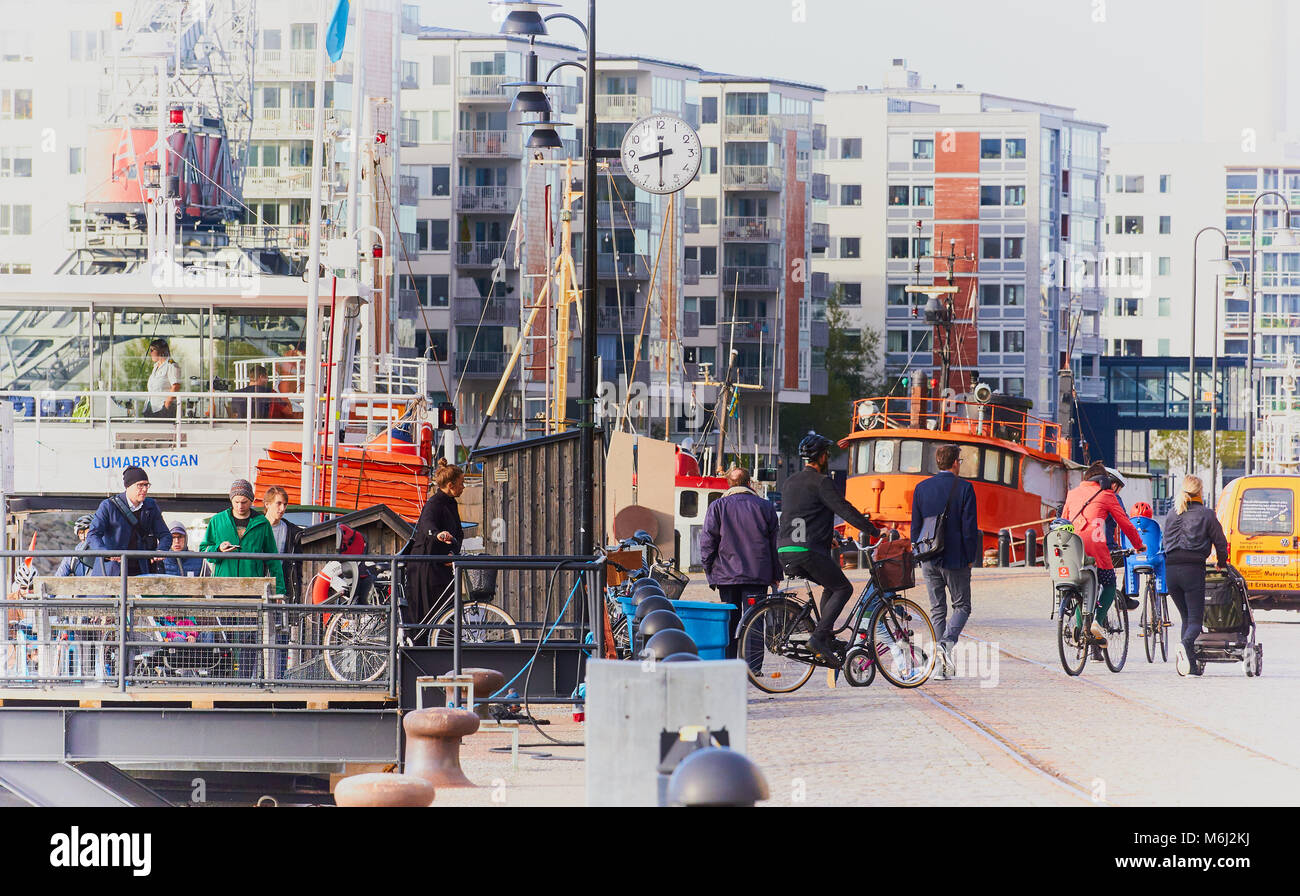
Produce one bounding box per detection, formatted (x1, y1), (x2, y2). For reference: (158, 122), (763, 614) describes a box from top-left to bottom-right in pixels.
(1025, 529), (1039, 567)
(667, 747), (769, 807)
(997, 530), (1011, 567)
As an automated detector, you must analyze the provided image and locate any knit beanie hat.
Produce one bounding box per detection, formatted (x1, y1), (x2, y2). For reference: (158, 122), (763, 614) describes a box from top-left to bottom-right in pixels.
(229, 479), (254, 501)
(123, 465), (149, 489)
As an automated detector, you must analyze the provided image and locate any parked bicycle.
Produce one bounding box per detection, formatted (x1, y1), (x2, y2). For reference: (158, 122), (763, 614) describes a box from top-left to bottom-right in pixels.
(601, 530), (690, 660)
(736, 535), (936, 693)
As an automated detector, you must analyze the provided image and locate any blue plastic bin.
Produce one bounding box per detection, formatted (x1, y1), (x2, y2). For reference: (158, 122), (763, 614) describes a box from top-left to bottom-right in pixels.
(9, 396), (33, 418)
(613, 594), (735, 660)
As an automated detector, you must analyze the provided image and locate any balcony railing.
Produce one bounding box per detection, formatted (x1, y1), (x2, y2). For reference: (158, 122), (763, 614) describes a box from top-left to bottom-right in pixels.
(399, 174), (418, 206)
(252, 107), (317, 136)
(683, 258), (700, 285)
(722, 216), (781, 241)
(811, 173), (829, 201)
(1224, 311), (1300, 331)
(456, 130), (522, 157)
(597, 200), (650, 229)
(454, 299), (515, 325)
(728, 318), (778, 340)
(595, 94), (650, 119)
(684, 205), (700, 234)
(721, 265), (782, 289)
(1076, 375), (1105, 400)
(724, 115), (779, 140)
(723, 165), (783, 191)
(811, 221), (829, 249)
(455, 241), (511, 267)
(596, 254), (650, 279)
(456, 351), (510, 376)
(241, 166), (313, 194)
(597, 306), (641, 330)
(458, 74), (512, 99)
(455, 185), (522, 212)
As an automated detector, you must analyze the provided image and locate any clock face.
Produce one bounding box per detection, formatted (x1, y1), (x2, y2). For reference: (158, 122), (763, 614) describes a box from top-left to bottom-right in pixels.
(619, 114), (703, 195)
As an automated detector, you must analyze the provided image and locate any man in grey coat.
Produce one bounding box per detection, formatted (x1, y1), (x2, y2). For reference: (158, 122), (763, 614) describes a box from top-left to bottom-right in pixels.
(698, 468), (781, 663)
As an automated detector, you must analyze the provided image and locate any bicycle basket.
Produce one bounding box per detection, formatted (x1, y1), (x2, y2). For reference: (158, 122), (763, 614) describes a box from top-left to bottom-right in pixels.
(461, 566), (498, 603)
(651, 564), (689, 601)
(872, 539), (915, 591)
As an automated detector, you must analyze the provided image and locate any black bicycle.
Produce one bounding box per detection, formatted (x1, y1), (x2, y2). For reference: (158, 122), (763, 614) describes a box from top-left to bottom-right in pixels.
(736, 537), (937, 693)
(1056, 548), (1132, 676)
(1135, 564), (1170, 663)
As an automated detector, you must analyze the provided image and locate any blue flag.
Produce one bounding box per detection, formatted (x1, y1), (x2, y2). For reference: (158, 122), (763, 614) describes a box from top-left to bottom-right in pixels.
(326, 0), (349, 63)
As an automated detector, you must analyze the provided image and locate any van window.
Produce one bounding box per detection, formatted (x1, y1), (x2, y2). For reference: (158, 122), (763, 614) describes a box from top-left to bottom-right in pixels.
(899, 440), (924, 473)
(1238, 487), (1294, 535)
(679, 490), (698, 519)
(958, 445), (980, 478)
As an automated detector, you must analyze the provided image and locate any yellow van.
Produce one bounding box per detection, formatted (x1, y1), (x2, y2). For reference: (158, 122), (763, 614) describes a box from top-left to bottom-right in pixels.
(1216, 474), (1300, 608)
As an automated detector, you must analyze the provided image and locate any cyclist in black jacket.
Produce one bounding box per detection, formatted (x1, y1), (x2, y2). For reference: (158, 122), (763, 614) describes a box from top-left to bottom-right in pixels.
(778, 432), (881, 660)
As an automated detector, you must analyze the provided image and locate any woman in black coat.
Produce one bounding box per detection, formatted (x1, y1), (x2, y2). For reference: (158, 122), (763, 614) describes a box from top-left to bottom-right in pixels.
(407, 461), (465, 637)
(1162, 474), (1229, 677)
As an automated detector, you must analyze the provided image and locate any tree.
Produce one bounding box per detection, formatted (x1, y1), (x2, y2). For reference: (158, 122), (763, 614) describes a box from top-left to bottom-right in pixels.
(1148, 429), (1244, 481)
(779, 286), (887, 459)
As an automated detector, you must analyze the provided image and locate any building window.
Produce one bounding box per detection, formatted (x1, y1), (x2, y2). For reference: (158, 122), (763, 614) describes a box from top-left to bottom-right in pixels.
(1157, 338), (1170, 356)
(887, 283), (908, 305)
(888, 185), (909, 206)
(979, 284), (1001, 305)
(1159, 215), (1171, 235)
(889, 238), (909, 259)
(1116, 215), (1144, 234)
(700, 297), (716, 326)
(430, 220), (449, 251)
(704, 147), (718, 175)
(1113, 175), (1144, 193)
(913, 185), (933, 206)
(980, 138), (1002, 159)
(1114, 297), (1141, 316)
(700, 246), (717, 276)
(0, 89), (34, 120)
(68, 145), (82, 175)
(1004, 185), (1025, 206)
(912, 139), (933, 160)
(981, 237), (1001, 259)
(840, 237), (861, 258)
(979, 331), (1002, 353)
(431, 56), (451, 85)
(1005, 284), (1023, 305)
(1004, 330), (1025, 352)
(1003, 237), (1023, 259)
(1158, 257), (1171, 276)
(841, 137), (862, 159)
(416, 220), (431, 252)
(1159, 174), (1172, 193)
(428, 275), (449, 307)
(700, 197), (717, 226)
(1005, 138), (1026, 159)
(0, 146), (32, 178)
(840, 184), (862, 205)
(1158, 297), (1171, 317)
(701, 96), (717, 124)
(0, 204), (33, 235)
(887, 329), (927, 352)
(839, 283), (862, 305)
(980, 185), (1001, 206)
(912, 237), (931, 259)
(431, 165), (450, 196)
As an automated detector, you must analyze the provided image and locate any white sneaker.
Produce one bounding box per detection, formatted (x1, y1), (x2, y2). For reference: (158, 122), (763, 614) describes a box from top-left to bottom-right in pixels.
(940, 642), (956, 678)
(1175, 644), (1191, 677)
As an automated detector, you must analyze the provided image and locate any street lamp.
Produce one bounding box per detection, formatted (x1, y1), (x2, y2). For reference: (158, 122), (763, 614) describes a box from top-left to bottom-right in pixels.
(1246, 190), (1298, 474)
(496, 0), (601, 556)
(1188, 228), (1234, 475)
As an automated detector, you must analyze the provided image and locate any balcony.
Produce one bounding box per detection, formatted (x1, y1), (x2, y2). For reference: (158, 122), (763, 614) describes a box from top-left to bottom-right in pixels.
(595, 254), (651, 279)
(724, 115), (779, 141)
(454, 298), (515, 326)
(595, 94), (650, 120)
(455, 185), (522, 212)
(456, 130), (522, 157)
(1076, 375), (1105, 400)
(1075, 333), (1103, 355)
(597, 305), (641, 330)
(729, 318), (778, 341)
(811, 271), (829, 299)
(723, 165), (783, 191)
(456, 351), (511, 376)
(399, 174), (418, 206)
(458, 74), (512, 100)
(811, 221), (829, 250)
(241, 166), (312, 195)
(251, 107), (317, 137)
(683, 258), (700, 285)
(811, 173), (829, 201)
(722, 216), (781, 241)
(722, 265), (782, 290)
(455, 241), (512, 268)
(400, 116), (418, 147)
(812, 123), (827, 152)
(289, 49), (315, 77)
(552, 85), (580, 116)
(598, 200), (650, 229)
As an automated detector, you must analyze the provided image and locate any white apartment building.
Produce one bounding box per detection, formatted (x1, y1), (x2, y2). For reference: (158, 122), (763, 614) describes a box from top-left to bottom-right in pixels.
(818, 61), (1106, 415)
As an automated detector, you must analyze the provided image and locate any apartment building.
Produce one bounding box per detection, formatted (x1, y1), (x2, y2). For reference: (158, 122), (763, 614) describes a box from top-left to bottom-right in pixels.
(817, 60), (1106, 417)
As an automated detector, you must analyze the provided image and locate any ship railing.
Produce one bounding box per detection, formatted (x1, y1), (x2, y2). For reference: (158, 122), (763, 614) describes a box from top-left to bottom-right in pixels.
(850, 396), (1065, 456)
(233, 353), (431, 395)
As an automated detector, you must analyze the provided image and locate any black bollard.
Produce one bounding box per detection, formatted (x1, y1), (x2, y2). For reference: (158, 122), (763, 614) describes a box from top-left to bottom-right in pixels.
(667, 747), (769, 807)
(1025, 529), (1039, 567)
(997, 529), (1011, 567)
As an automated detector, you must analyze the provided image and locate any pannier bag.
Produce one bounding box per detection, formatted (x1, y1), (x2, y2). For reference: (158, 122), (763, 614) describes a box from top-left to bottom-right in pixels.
(1202, 568), (1245, 633)
(873, 539), (915, 591)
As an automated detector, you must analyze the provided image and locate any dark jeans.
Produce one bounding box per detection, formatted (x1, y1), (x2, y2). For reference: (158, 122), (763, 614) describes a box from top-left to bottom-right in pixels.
(1166, 561), (1206, 661)
(922, 561), (972, 647)
(718, 584), (768, 665)
(780, 550), (853, 640)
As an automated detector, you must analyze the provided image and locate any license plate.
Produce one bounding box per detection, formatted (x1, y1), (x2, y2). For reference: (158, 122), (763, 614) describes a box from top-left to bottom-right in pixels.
(1244, 553), (1290, 567)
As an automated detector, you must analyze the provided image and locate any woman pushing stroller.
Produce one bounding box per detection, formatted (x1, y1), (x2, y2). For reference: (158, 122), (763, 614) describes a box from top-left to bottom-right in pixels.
(1161, 475), (1229, 677)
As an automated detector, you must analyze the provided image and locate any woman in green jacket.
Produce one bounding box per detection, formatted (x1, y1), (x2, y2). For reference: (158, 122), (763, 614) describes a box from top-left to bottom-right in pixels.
(200, 479), (286, 595)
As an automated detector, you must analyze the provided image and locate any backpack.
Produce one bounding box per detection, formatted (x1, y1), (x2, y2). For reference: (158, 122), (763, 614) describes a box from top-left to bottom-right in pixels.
(913, 478), (958, 563)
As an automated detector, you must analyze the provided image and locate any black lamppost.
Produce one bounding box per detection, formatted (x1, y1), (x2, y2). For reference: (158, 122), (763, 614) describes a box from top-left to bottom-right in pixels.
(1245, 191), (1298, 474)
(1188, 227), (1236, 475)
(497, 0), (601, 555)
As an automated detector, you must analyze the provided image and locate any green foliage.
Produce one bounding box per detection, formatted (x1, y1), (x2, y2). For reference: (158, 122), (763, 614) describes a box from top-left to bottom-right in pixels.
(1148, 429), (1244, 471)
(779, 286), (886, 458)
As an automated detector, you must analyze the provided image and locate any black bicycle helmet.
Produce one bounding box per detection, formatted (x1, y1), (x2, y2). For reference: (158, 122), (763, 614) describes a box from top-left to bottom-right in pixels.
(72, 514), (93, 532)
(798, 431), (835, 461)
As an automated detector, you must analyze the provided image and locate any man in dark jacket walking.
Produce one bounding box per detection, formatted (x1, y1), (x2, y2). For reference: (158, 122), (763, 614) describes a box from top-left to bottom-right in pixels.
(86, 466), (173, 577)
(911, 444), (980, 678)
(698, 468), (781, 660)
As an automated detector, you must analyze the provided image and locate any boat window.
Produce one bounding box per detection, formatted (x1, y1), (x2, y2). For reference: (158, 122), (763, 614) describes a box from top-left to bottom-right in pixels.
(899, 440), (924, 473)
(1002, 453), (1018, 486)
(707, 491), (723, 509)
(855, 441), (872, 474)
(983, 448), (1001, 482)
(1237, 487), (1294, 536)
(874, 440), (896, 473)
(679, 490), (698, 518)
(957, 445), (980, 478)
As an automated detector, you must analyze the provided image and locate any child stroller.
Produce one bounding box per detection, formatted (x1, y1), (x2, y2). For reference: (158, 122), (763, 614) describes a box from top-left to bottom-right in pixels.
(1195, 564), (1263, 677)
(133, 612), (233, 681)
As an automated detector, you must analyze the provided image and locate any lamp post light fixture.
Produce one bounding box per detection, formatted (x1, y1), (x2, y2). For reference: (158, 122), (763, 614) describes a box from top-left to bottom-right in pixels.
(1188, 228), (1235, 476)
(496, 0), (601, 556)
(1246, 191), (1297, 474)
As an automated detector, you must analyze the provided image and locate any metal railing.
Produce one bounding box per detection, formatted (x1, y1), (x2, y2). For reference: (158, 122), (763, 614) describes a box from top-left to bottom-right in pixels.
(721, 264), (782, 289)
(598, 200), (650, 229)
(595, 94), (650, 119)
(683, 258), (700, 285)
(1223, 311), (1300, 331)
(455, 185), (521, 212)
(722, 216), (782, 241)
(850, 395), (1066, 456)
(458, 74), (512, 98)
(454, 298), (516, 326)
(456, 351), (510, 376)
(724, 115), (779, 140)
(723, 165), (783, 190)
(455, 240), (510, 267)
(455, 130), (522, 156)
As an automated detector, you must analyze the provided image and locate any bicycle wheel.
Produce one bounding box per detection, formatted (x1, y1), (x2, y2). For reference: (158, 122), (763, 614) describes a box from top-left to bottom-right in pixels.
(869, 597), (937, 689)
(737, 598), (815, 694)
(843, 646), (876, 687)
(1157, 593), (1170, 662)
(323, 605), (389, 683)
(431, 602), (523, 646)
(1103, 594), (1130, 673)
(1141, 577), (1155, 664)
(1057, 590), (1088, 676)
